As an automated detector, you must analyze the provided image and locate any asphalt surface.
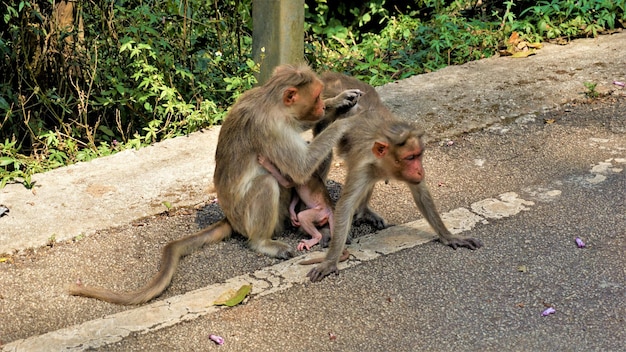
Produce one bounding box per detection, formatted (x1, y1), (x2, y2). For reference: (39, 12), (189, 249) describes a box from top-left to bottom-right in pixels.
(1, 33), (625, 351)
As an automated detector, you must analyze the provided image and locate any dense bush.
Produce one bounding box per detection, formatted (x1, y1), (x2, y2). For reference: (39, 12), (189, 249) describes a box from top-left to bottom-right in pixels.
(0, 0), (256, 187)
(1, 0), (624, 187)
(303, 0), (625, 83)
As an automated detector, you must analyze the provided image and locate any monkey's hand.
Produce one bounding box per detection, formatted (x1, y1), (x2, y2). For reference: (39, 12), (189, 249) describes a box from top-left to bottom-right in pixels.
(440, 235), (483, 250)
(325, 89), (364, 115)
(307, 260), (339, 282)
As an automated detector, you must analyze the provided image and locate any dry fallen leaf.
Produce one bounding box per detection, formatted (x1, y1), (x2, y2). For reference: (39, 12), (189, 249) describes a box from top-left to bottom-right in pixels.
(214, 288), (236, 303)
(511, 49), (537, 58)
(214, 284), (252, 306)
(502, 32), (542, 58)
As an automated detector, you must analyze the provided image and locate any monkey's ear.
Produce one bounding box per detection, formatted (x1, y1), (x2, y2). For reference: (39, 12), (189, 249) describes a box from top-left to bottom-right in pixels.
(372, 141), (389, 158)
(283, 88), (298, 106)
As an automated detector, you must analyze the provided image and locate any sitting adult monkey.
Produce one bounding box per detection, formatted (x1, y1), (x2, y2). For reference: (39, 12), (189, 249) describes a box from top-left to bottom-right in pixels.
(306, 72), (483, 282)
(69, 64), (364, 304)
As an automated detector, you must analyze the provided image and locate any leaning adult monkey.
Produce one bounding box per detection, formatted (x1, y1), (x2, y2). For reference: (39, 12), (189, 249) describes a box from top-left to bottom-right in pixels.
(306, 72), (483, 282)
(69, 65), (363, 304)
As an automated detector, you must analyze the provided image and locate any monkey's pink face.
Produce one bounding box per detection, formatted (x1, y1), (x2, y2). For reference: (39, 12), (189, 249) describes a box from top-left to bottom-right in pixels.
(399, 151), (425, 184)
(397, 137), (425, 184)
(283, 81), (326, 123)
(373, 138), (425, 184)
(298, 81), (326, 122)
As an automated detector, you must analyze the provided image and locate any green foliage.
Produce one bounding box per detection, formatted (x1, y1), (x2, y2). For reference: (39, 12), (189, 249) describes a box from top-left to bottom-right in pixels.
(519, 0), (625, 39)
(584, 82), (599, 99)
(1, 0), (257, 187)
(305, 0), (625, 84)
(0, 138), (35, 189)
(305, 1), (501, 84)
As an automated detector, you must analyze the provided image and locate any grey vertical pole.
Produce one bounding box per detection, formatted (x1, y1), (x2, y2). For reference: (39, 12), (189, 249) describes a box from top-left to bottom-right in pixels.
(252, 0), (305, 85)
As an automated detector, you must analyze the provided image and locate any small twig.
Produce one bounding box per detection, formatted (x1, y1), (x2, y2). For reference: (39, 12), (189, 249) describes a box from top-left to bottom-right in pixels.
(500, 1), (514, 31)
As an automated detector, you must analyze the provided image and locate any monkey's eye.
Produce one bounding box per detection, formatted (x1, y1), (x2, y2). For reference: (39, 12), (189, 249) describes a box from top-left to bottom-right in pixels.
(405, 153), (422, 161)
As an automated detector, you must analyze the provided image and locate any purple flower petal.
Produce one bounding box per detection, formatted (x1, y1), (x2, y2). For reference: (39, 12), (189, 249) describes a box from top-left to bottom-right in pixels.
(575, 237), (585, 248)
(209, 334), (225, 345)
(541, 307), (556, 316)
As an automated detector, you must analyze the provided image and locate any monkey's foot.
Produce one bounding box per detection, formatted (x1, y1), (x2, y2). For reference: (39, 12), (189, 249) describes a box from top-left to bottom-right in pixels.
(250, 239), (295, 259)
(297, 238), (320, 251)
(442, 236), (483, 250)
(355, 208), (388, 230)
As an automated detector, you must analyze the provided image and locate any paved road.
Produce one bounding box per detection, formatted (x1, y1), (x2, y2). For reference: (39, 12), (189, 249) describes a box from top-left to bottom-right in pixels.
(2, 95), (624, 351)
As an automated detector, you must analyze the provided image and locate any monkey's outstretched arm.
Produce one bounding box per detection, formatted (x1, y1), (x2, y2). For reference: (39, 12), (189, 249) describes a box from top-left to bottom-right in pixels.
(266, 118), (352, 185)
(314, 89), (364, 137)
(266, 89), (364, 186)
(410, 183), (483, 250)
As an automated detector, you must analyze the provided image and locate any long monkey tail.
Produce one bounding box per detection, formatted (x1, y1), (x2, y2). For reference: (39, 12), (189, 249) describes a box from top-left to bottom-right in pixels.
(68, 219), (233, 305)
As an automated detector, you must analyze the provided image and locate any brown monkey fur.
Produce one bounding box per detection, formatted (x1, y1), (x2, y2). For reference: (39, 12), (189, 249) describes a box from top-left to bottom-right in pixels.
(307, 72), (483, 282)
(68, 64), (364, 304)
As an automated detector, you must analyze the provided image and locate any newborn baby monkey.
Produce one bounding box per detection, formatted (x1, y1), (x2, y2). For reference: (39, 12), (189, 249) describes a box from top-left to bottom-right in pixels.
(258, 155), (333, 251)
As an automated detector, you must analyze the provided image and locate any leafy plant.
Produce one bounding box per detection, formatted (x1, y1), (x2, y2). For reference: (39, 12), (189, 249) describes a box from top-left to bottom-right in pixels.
(305, 1), (501, 84)
(519, 0), (625, 39)
(584, 82), (599, 99)
(1, 0), (257, 188)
